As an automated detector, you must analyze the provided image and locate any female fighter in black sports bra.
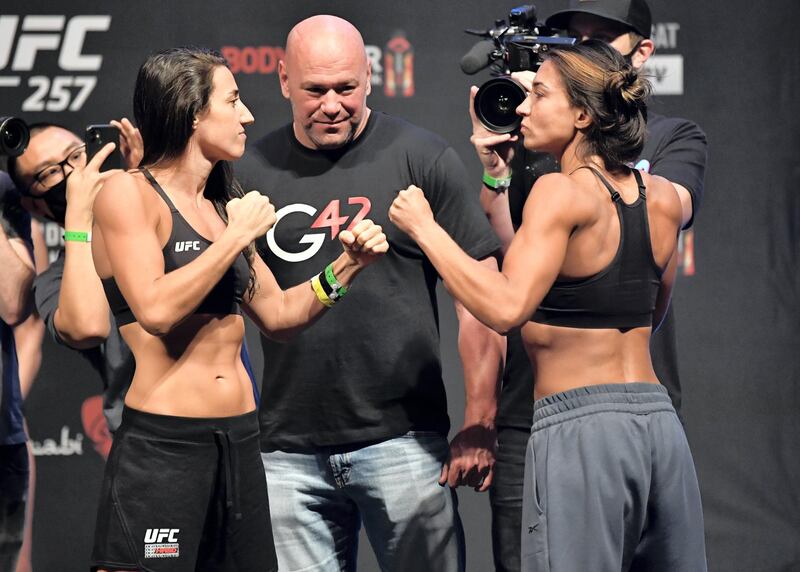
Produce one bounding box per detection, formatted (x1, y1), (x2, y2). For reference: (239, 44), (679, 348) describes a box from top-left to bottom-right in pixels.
(390, 41), (706, 571)
(88, 47), (387, 572)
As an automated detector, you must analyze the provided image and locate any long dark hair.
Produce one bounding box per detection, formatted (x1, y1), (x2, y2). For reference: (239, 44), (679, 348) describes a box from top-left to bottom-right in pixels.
(545, 39), (651, 173)
(133, 46), (256, 298)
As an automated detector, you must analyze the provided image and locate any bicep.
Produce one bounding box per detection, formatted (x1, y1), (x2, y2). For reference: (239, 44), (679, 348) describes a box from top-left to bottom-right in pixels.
(93, 178), (165, 312)
(501, 178), (581, 318)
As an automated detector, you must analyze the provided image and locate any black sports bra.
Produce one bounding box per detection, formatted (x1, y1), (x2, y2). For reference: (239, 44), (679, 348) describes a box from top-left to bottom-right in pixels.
(101, 169), (250, 327)
(531, 166), (662, 329)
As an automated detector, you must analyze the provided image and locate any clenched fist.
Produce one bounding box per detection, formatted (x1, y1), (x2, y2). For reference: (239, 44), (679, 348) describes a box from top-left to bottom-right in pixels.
(225, 191), (277, 246)
(388, 185), (434, 239)
(338, 219), (389, 268)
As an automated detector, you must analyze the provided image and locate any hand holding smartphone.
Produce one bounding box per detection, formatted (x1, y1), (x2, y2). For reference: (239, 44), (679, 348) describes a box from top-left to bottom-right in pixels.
(85, 124), (122, 172)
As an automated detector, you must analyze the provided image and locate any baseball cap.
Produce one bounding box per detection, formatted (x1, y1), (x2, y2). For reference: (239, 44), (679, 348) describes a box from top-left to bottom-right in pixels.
(545, 0), (652, 38)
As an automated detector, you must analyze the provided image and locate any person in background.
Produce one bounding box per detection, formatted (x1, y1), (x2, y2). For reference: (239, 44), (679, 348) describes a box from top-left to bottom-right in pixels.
(237, 14), (504, 572)
(0, 172), (35, 571)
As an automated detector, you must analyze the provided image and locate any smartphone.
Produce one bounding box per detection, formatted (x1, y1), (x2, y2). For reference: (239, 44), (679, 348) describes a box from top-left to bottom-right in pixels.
(85, 124), (122, 171)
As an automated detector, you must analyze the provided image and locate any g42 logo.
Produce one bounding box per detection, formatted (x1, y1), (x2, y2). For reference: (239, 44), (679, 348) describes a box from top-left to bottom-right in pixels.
(267, 197), (371, 262)
(0, 15), (111, 112)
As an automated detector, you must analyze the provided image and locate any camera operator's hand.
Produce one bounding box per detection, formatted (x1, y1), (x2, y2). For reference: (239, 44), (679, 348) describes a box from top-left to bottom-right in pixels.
(110, 118), (143, 170)
(510, 70), (536, 93)
(65, 143), (123, 229)
(469, 85), (518, 179)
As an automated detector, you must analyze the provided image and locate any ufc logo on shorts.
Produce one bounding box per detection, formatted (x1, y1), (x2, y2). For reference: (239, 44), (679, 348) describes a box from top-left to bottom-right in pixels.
(175, 240), (201, 252)
(144, 528), (180, 544)
(144, 528), (180, 559)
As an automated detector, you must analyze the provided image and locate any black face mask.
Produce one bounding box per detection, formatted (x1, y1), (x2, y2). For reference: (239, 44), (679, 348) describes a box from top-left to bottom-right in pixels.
(40, 177), (68, 226)
(622, 39), (643, 66)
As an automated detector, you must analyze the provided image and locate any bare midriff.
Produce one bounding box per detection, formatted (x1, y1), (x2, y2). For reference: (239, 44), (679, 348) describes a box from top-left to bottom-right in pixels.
(521, 321), (660, 401)
(120, 313), (255, 418)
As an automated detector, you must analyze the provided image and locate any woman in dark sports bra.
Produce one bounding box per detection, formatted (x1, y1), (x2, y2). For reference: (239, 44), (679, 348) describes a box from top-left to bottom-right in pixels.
(390, 41), (706, 571)
(88, 47), (388, 572)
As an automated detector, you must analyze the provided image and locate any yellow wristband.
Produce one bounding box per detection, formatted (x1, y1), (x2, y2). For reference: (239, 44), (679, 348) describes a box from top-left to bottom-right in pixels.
(310, 274), (335, 308)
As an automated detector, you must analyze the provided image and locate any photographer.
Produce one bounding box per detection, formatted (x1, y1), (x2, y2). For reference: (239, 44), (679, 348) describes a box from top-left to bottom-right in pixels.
(468, 1), (707, 570)
(0, 171), (35, 571)
(7, 120), (141, 436)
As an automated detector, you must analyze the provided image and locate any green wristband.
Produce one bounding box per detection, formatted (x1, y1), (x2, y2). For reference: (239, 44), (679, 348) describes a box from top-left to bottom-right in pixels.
(482, 169), (512, 193)
(64, 230), (92, 243)
(324, 263), (348, 299)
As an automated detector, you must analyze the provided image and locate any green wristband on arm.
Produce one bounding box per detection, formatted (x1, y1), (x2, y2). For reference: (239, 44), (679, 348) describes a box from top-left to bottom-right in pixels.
(64, 230), (92, 243)
(482, 169), (512, 193)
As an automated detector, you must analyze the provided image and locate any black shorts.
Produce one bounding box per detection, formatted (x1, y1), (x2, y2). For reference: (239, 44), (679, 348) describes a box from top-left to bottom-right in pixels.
(90, 407), (277, 572)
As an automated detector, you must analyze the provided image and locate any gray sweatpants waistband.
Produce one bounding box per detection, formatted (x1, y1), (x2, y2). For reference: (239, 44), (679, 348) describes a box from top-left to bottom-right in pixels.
(532, 382), (673, 431)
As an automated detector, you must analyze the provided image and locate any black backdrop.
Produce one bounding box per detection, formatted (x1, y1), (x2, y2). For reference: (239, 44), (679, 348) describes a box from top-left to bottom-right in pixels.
(1, 1), (798, 570)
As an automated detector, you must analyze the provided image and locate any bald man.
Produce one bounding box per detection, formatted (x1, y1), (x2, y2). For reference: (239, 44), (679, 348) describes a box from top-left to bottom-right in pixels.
(237, 15), (503, 571)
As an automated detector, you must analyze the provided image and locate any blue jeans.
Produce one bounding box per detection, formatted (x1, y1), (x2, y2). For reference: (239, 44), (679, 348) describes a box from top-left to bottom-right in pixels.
(261, 431), (465, 572)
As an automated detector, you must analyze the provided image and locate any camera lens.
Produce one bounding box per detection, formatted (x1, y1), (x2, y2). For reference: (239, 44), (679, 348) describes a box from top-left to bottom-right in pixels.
(474, 77), (527, 134)
(0, 117), (31, 157)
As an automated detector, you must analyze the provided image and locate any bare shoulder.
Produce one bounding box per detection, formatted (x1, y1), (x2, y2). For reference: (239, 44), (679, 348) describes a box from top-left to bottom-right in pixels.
(94, 171), (158, 226)
(643, 172), (682, 225)
(528, 172), (591, 206)
(525, 171), (599, 225)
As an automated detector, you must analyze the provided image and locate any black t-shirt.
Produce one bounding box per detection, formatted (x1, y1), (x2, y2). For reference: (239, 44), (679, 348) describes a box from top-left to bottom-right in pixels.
(497, 112), (708, 429)
(33, 250), (134, 432)
(237, 111), (500, 451)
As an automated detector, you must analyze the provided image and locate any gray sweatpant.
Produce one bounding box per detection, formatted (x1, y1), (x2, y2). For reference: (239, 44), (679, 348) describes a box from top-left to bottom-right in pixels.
(521, 383), (707, 572)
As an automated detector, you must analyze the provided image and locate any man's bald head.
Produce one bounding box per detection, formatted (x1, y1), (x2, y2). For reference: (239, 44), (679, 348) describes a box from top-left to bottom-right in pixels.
(285, 15), (367, 70)
(279, 15), (372, 150)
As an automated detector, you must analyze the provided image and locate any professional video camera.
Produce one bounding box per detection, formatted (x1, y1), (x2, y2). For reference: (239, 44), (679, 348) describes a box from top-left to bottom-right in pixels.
(0, 117), (30, 157)
(461, 5), (575, 133)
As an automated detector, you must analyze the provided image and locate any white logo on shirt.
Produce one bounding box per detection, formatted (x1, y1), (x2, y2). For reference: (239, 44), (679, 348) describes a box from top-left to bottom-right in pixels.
(174, 240), (200, 253)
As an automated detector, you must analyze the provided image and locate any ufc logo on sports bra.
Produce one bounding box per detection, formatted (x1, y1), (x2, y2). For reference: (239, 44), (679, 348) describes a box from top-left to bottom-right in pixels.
(267, 197), (371, 262)
(174, 240), (201, 253)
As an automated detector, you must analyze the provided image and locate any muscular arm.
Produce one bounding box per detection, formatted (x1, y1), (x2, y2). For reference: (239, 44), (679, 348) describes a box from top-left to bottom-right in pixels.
(96, 174), (387, 338)
(442, 256), (505, 491)
(55, 202), (111, 348)
(53, 141), (124, 346)
(392, 174), (588, 334)
(0, 223), (34, 325)
(14, 220), (48, 397)
(242, 221), (386, 342)
(454, 259), (505, 427)
(93, 173), (256, 336)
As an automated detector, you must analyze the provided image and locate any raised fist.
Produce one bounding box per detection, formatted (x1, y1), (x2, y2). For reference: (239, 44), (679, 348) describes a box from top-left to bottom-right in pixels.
(338, 219), (388, 267)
